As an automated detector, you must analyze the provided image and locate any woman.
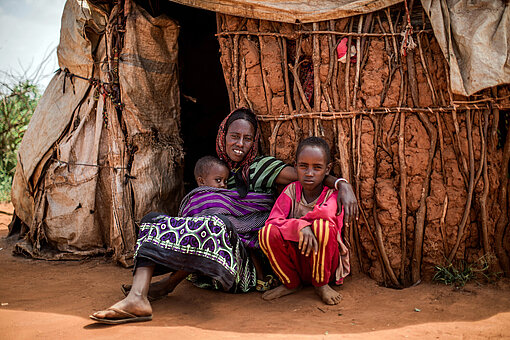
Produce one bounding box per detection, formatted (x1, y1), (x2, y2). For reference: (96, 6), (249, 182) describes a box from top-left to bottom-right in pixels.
(90, 108), (357, 324)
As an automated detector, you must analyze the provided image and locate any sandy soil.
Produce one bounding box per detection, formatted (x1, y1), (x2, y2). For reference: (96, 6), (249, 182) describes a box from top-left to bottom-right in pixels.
(0, 202), (509, 339)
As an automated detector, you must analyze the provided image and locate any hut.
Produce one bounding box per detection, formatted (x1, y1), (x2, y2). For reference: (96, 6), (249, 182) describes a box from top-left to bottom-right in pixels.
(8, 0), (510, 287)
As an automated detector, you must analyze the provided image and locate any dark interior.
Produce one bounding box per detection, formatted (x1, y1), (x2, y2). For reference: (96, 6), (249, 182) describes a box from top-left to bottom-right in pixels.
(138, 1), (231, 192)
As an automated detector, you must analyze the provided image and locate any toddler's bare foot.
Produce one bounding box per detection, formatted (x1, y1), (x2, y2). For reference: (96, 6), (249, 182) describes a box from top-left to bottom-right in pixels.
(262, 284), (299, 301)
(314, 284), (342, 305)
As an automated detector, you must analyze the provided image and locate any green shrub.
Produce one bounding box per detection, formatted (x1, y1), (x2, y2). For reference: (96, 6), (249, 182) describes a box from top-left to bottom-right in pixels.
(433, 254), (501, 288)
(0, 80), (40, 202)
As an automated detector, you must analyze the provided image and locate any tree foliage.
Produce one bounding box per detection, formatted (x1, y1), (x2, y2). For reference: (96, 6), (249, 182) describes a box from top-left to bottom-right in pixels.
(0, 81), (40, 202)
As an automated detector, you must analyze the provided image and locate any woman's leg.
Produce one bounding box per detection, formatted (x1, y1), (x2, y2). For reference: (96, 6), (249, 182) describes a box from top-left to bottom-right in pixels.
(92, 265), (155, 319)
(123, 270), (190, 298)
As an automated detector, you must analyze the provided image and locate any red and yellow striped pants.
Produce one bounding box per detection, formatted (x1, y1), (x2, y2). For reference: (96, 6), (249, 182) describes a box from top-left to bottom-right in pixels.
(259, 219), (339, 289)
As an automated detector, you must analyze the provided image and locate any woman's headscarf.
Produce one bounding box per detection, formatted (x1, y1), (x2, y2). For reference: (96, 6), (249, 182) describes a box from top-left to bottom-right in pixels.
(216, 108), (260, 197)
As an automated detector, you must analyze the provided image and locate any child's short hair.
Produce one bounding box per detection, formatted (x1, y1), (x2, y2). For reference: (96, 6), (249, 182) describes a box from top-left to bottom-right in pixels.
(296, 137), (331, 163)
(194, 156), (228, 180)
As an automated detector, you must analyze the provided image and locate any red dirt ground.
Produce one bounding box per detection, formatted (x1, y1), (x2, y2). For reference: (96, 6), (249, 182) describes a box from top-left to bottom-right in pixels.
(0, 202), (509, 339)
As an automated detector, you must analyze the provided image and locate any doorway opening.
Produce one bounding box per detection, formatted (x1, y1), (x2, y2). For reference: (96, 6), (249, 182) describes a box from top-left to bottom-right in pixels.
(138, 1), (231, 193)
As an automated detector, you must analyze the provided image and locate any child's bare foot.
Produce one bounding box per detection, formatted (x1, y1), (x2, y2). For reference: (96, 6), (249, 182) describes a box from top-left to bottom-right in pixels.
(262, 284), (299, 301)
(314, 284), (342, 305)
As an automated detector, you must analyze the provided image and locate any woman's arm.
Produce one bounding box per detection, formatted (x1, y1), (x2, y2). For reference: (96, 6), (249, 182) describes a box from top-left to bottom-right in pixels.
(275, 167), (358, 223)
(274, 165), (298, 185)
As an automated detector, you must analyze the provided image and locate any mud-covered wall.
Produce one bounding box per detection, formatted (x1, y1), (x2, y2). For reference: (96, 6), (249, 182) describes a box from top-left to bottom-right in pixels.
(217, 4), (510, 286)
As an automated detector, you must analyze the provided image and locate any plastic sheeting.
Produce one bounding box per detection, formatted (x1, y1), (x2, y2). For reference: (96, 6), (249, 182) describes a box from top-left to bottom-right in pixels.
(168, 0), (403, 23)
(422, 0), (510, 96)
(11, 0), (183, 264)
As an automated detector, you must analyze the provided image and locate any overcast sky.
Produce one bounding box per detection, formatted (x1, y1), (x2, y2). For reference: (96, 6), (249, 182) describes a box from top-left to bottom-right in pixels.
(0, 0), (67, 90)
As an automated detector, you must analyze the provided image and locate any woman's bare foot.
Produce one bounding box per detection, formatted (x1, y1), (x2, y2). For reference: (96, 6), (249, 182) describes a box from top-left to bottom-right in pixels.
(314, 284), (342, 305)
(262, 284), (299, 301)
(91, 294), (152, 321)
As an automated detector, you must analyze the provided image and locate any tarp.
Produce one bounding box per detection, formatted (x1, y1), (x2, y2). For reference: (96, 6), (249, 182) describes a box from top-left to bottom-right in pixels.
(422, 0), (510, 96)
(168, 0), (403, 23)
(11, 0), (183, 264)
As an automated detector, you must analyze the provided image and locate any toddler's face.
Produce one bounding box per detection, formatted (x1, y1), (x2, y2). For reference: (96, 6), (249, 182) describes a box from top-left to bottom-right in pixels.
(199, 163), (229, 189)
(296, 146), (331, 192)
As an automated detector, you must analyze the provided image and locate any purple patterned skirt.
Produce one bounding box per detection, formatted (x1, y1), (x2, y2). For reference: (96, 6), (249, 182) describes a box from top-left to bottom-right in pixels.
(134, 212), (256, 292)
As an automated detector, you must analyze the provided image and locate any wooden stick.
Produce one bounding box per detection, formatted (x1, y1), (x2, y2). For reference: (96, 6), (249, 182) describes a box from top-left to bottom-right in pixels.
(385, 7), (403, 107)
(440, 194), (449, 256)
(216, 15), (235, 110)
(215, 30), (433, 38)
(412, 111), (437, 283)
(435, 111), (449, 255)
(443, 61), (454, 106)
(356, 116), (362, 191)
(252, 103), (501, 121)
(292, 36), (303, 113)
(358, 202), (386, 278)
(345, 18), (353, 110)
(417, 34), (437, 105)
(329, 20), (340, 111)
(351, 115), (363, 269)
(288, 64), (313, 112)
(359, 16), (374, 75)
(479, 109), (490, 255)
(398, 68), (407, 107)
(282, 38), (294, 113)
(447, 110), (475, 263)
(240, 54), (253, 111)
(385, 9), (400, 62)
(269, 121), (283, 157)
(352, 15), (363, 108)
(233, 34), (240, 106)
(371, 115), (401, 287)
(321, 83), (334, 112)
(473, 110), (485, 187)
(385, 112), (399, 157)
(398, 110), (407, 284)
(406, 50), (419, 107)
(491, 87), (500, 149)
(452, 109), (469, 187)
(326, 23), (335, 88)
(283, 39), (301, 140)
(258, 24), (273, 115)
(439, 113), (468, 188)
(312, 23), (321, 134)
(336, 119), (351, 182)
(351, 116), (357, 185)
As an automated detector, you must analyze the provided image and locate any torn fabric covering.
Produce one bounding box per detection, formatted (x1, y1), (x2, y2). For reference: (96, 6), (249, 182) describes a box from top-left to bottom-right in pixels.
(167, 0), (403, 23)
(422, 0), (510, 96)
(11, 0), (184, 264)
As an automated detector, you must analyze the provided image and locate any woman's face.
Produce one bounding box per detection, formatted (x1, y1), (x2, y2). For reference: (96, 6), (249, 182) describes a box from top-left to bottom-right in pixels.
(225, 119), (255, 163)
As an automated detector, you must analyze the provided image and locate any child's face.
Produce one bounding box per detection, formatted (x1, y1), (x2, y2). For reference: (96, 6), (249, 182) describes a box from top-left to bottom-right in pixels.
(296, 146), (331, 193)
(197, 163), (229, 189)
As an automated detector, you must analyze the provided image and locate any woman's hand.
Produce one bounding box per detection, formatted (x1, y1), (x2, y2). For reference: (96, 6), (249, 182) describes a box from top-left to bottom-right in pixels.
(336, 181), (358, 224)
(298, 226), (318, 256)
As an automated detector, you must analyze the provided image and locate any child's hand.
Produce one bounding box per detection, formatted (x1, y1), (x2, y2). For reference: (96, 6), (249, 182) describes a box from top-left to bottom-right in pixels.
(298, 226), (318, 257)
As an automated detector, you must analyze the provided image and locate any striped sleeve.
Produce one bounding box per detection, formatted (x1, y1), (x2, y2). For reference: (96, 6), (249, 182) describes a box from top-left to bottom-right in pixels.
(249, 156), (288, 194)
